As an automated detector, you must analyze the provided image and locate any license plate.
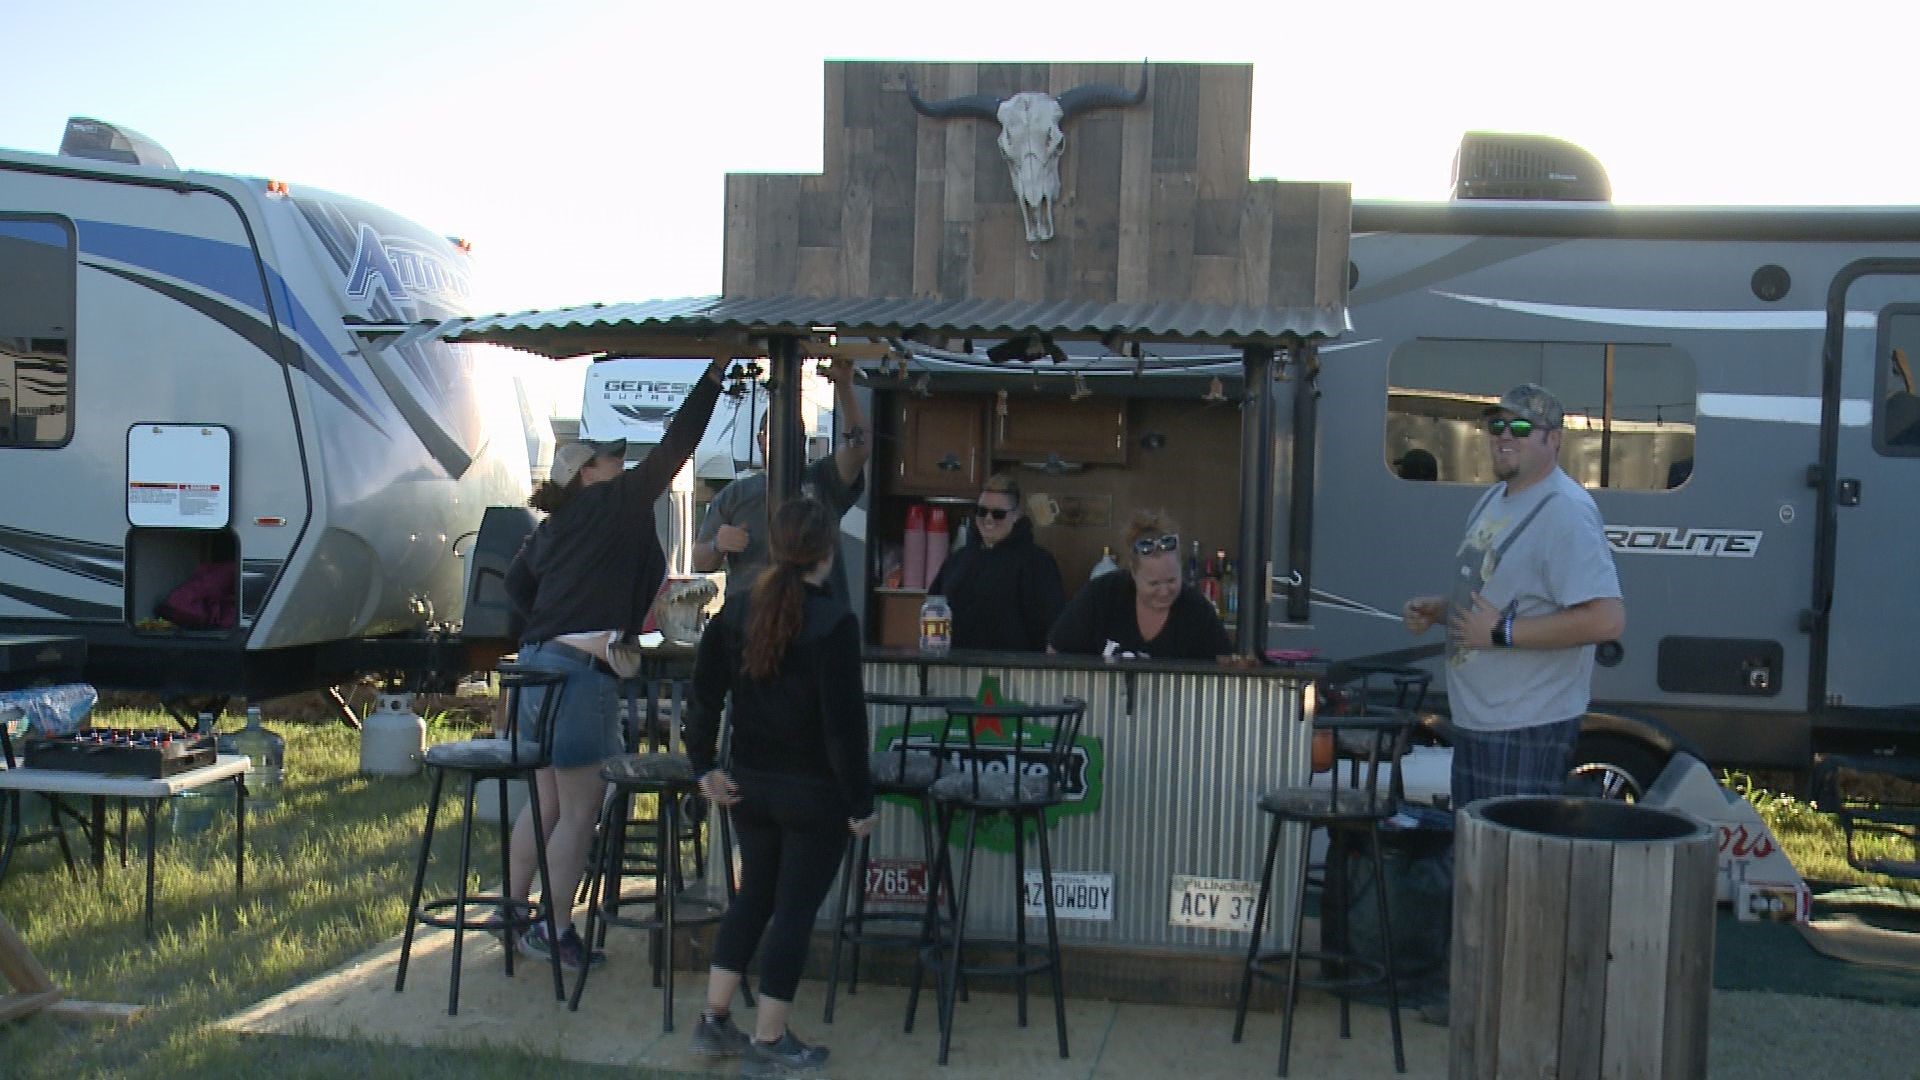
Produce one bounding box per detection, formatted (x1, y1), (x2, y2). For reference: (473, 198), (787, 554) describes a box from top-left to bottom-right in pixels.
(1168, 874), (1262, 932)
(863, 858), (930, 910)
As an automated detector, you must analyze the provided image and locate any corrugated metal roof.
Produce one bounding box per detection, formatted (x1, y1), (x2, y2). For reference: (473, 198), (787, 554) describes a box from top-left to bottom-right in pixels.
(447, 294), (1347, 359)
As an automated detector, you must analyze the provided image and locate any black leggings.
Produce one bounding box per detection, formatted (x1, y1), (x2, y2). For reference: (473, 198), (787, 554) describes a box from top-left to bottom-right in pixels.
(711, 770), (850, 1001)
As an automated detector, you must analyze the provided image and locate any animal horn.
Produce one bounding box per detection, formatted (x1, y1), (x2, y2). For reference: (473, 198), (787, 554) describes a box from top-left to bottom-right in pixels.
(1056, 60), (1150, 120)
(905, 78), (1004, 121)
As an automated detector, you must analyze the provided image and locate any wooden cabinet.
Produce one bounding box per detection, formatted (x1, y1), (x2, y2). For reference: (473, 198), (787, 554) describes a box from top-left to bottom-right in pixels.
(894, 396), (987, 497)
(993, 396), (1128, 465)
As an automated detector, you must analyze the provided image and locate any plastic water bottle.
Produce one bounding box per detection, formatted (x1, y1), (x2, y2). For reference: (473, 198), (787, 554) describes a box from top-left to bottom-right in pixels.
(231, 705), (286, 807)
(919, 594), (952, 657)
(172, 711), (222, 835)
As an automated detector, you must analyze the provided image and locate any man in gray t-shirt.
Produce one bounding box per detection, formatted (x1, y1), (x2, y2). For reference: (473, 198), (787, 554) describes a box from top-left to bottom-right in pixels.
(693, 359), (869, 604)
(1402, 383), (1625, 810)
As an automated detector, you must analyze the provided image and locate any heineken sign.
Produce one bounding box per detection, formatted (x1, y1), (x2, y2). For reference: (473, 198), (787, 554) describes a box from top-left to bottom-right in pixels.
(872, 675), (1105, 854)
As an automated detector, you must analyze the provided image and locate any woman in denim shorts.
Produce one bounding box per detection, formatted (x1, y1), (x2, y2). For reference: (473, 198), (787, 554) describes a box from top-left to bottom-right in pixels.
(501, 357), (726, 970)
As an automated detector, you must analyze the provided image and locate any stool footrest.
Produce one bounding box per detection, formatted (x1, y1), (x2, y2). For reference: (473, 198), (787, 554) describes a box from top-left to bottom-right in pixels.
(415, 895), (542, 934)
(1246, 947), (1391, 995)
(591, 896), (725, 935)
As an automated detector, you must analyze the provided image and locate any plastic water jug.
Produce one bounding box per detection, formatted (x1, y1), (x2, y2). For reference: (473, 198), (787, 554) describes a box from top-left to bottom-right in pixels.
(359, 693), (425, 777)
(919, 594), (952, 657)
(230, 705), (285, 806)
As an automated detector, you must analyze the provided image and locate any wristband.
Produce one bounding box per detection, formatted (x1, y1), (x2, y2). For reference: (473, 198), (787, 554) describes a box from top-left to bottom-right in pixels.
(1494, 613), (1515, 648)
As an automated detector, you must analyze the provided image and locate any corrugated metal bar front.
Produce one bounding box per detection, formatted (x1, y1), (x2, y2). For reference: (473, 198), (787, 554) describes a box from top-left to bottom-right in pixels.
(842, 659), (1312, 956)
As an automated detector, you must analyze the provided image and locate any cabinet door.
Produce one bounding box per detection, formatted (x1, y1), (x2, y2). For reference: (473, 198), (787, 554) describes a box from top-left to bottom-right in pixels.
(994, 397), (1127, 465)
(896, 396), (985, 496)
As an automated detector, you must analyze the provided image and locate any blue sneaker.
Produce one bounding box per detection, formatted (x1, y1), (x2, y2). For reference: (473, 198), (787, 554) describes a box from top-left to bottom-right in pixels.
(690, 1011), (751, 1057)
(741, 1029), (829, 1076)
(517, 922), (605, 970)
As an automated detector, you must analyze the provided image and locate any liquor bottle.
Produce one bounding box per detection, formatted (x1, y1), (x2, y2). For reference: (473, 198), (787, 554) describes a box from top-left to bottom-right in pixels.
(1221, 554), (1239, 620)
(1089, 546), (1119, 579)
(1212, 549), (1230, 617)
(1200, 554), (1220, 608)
(1186, 539), (1202, 585)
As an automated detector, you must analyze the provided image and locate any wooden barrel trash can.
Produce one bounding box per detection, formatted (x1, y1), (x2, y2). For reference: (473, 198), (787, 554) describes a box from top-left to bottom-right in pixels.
(1451, 796), (1715, 1080)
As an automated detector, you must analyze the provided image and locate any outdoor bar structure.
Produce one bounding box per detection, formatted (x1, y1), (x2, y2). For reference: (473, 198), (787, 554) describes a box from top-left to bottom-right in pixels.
(453, 60), (1351, 992)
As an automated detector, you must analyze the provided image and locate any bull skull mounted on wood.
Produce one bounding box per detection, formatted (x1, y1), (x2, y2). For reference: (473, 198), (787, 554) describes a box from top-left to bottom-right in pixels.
(907, 63), (1149, 243)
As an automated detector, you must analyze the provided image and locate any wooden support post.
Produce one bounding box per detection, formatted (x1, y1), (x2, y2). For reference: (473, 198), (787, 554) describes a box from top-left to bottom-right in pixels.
(0, 913), (62, 1023)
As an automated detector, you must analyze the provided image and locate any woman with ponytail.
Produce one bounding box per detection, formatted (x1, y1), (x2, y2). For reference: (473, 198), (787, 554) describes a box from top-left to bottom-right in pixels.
(682, 498), (877, 1073)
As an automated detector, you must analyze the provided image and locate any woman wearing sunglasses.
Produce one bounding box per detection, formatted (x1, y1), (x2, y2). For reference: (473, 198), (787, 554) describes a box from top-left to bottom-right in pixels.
(926, 473), (1066, 651)
(1048, 509), (1233, 660)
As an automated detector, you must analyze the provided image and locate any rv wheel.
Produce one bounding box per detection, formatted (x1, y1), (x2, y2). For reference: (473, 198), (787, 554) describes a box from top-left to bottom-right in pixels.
(1565, 734), (1665, 802)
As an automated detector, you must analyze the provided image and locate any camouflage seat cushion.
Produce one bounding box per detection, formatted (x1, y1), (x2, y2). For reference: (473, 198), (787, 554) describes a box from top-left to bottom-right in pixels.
(930, 770), (1057, 808)
(1257, 786), (1394, 822)
(870, 751), (940, 790)
(424, 737), (533, 770)
(602, 752), (698, 787)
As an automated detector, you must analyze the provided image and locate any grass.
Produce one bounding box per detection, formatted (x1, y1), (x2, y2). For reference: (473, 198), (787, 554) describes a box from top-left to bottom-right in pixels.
(1733, 770), (1920, 893)
(4, 711), (1917, 1077)
(0, 706), (640, 1080)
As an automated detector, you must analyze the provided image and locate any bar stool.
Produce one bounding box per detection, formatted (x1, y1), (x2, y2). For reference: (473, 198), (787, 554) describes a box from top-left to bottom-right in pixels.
(568, 749), (746, 1031)
(822, 693), (970, 1023)
(1231, 680), (1413, 1077)
(396, 665), (566, 1016)
(578, 677), (705, 921)
(907, 697), (1088, 1066)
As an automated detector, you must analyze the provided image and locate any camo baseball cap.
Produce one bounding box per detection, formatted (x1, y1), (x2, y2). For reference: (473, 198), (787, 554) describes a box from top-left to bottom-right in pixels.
(549, 438), (627, 486)
(1485, 383), (1564, 430)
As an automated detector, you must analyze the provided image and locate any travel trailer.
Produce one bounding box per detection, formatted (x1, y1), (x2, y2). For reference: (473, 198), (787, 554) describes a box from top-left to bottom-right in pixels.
(1290, 133), (1920, 791)
(0, 120), (541, 701)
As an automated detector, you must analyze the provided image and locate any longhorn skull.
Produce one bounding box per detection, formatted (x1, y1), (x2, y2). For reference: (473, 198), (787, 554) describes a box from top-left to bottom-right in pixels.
(908, 64), (1149, 243)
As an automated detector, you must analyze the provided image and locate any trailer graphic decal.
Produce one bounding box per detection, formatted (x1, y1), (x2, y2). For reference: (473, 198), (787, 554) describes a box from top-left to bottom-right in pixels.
(1435, 290), (1876, 332)
(1606, 526), (1762, 557)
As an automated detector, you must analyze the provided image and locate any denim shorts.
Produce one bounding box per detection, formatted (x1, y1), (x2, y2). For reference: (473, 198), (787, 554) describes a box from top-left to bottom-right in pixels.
(514, 639), (622, 768)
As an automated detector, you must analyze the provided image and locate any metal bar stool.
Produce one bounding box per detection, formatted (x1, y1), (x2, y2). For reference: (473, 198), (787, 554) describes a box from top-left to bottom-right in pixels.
(396, 664), (567, 1016)
(1232, 671), (1415, 1076)
(906, 697), (1088, 1066)
(822, 693), (972, 1023)
(567, 749), (748, 1030)
(579, 677), (707, 926)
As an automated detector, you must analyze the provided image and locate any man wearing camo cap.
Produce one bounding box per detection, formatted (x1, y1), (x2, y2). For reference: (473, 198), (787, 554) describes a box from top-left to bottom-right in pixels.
(1403, 381), (1626, 808)
(1399, 382), (1625, 1025)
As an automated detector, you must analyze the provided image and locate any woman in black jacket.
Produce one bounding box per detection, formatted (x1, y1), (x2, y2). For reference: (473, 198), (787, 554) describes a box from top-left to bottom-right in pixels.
(1050, 508), (1232, 661)
(501, 356), (726, 970)
(927, 472), (1066, 651)
(684, 498), (877, 1072)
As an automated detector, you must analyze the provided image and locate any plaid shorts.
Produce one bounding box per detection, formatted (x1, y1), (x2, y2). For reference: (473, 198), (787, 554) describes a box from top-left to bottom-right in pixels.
(1449, 717), (1580, 810)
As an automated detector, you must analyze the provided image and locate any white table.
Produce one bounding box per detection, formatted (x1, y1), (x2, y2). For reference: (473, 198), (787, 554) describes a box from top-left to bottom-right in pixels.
(0, 754), (248, 937)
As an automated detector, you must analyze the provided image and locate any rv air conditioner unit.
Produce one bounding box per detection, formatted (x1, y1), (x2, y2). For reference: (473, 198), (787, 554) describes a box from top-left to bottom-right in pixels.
(1452, 132), (1609, 202)
(59, 117), (178, 170)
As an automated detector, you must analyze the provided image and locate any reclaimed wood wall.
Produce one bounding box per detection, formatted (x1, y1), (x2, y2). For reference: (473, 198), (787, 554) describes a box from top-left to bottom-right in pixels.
(722, 62), (1349, 316)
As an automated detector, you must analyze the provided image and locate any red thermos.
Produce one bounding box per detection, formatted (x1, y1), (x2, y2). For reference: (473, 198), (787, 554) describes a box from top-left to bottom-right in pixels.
(903, 504), (927, 590)
(924, 507), (949, 588)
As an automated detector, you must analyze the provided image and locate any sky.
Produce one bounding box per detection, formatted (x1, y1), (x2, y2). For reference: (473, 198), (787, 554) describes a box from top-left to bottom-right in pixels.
(9, 0), (1920, 319)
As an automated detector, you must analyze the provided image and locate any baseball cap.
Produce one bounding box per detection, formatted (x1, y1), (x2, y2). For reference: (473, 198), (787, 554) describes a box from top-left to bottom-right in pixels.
(549, 438), (627, 486)
(1484, 383), (1564, 430)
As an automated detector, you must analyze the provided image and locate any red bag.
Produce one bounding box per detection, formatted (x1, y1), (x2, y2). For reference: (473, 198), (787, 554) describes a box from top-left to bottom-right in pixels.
(157, 561), (238, 629)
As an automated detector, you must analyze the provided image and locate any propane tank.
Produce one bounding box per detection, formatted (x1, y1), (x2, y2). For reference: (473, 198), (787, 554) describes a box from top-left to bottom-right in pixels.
(359, 692), (425, 777)
(902, 503), (927, 590)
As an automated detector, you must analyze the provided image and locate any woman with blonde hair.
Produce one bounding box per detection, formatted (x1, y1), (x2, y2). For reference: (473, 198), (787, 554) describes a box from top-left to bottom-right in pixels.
(1049, 509), (1232, 660)
(683, 498), (877, 1074)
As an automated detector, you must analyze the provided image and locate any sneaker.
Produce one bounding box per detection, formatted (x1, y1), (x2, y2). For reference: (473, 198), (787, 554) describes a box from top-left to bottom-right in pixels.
(518, 922), (606, 970)
(740, 1029), (829, 1077)
(690, 1011), (751, 1057)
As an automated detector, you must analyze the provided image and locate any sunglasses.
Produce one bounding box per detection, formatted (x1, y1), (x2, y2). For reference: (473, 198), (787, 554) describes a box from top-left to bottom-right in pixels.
(1132, 533), (1180, 556)
(974, 505), (1014, 521)
(1485, 417), (1539, 438)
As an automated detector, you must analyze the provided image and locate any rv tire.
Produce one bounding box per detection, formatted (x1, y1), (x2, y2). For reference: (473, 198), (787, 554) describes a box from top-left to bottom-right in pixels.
(1565, 732), (1665, 802)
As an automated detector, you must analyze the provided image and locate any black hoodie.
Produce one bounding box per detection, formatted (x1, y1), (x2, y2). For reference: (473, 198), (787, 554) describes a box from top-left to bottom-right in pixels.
(683, 584), (874, 818)
(927, 517), (1067, 651)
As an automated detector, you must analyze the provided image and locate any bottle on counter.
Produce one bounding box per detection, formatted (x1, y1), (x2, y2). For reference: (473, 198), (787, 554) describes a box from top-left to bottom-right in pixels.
(1220, 553), (1239, 621)
(1090, 546), (1119, 579)
(1186, 540), (1202, 586)
(918, 594), (953, 657)
(903, 504), (927, 590)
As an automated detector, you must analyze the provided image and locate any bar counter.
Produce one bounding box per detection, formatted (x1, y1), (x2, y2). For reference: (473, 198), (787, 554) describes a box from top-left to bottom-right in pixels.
(843, 648), (1318, 967)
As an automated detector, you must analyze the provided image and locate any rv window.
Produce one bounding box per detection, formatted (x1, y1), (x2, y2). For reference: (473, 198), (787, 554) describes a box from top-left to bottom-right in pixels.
(0, 217), (76, 449)
(1385, 339), (1696, 491)
(1877, 312), (1920, 455)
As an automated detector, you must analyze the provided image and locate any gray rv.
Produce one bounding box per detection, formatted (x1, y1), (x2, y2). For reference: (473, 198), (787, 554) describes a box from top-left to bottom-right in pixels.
(1292, 134), (1920, 791)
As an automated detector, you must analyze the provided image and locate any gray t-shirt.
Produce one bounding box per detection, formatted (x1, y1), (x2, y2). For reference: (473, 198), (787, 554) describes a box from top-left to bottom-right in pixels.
(696, 455), (863, 604)
(1446, 468), (1622, 733)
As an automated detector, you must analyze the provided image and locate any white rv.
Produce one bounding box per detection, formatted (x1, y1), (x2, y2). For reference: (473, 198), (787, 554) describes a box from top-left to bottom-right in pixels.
(0, 120), (538, 701)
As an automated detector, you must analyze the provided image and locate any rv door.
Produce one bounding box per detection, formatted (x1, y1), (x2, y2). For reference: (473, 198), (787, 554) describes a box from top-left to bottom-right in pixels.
(1819, 263), (1920, 711)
